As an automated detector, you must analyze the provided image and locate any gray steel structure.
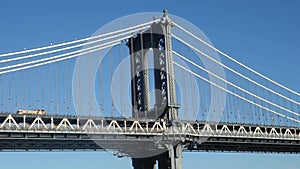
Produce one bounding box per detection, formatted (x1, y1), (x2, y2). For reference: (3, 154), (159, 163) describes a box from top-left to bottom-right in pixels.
(127, 9), (182, 168)
(1, 113), (300, 153)
(1, 9), (300, 169)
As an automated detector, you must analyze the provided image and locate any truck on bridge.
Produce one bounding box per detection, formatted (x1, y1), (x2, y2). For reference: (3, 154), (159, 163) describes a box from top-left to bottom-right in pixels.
(17, 109), (46, 115)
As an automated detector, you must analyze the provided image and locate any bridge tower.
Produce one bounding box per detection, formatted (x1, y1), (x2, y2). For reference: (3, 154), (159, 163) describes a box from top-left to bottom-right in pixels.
(127, 9), (182, 169)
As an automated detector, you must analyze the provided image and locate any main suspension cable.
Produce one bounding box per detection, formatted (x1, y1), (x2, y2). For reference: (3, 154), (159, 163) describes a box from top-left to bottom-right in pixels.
(0, 19), (160, 58)
(173, 50), (300, 117)
(172, 34), (300, 107)
(0, 35), (131, 71)
(0, 26), (148, 64)
(0, 42), (120, 75)
(173, 22), (300, 97)
(174, 62), (300, 123)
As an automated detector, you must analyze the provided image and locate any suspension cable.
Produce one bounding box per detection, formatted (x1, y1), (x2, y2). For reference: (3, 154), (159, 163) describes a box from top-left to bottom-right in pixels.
(173, 22), (300, 97)
(172, 34), (300, 107)
(0, 19), (160, 57)
(0, 35), (131, 71)
(173, 50), (300, 117)
(173, 62), (300, 123)
(0, 42), (120, 75)
(0, 26), (148, 63)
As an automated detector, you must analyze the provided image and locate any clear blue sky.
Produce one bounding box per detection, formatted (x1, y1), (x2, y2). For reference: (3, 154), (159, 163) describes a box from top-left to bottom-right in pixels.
(1, 0), (300, 168)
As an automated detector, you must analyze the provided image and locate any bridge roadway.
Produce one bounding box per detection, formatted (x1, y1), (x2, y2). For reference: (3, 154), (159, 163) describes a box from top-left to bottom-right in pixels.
(0, 113), (300, 154)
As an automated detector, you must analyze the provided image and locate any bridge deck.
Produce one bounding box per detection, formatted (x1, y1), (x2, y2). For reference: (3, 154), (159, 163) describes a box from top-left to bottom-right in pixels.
(0, 113), (300, 154)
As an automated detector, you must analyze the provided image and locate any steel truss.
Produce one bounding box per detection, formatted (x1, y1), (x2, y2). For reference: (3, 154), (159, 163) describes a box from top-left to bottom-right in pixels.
(0, 113), (300, 153)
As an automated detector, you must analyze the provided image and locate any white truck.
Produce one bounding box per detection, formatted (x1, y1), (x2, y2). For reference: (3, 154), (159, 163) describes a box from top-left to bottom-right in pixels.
(17, 109), (46, 115)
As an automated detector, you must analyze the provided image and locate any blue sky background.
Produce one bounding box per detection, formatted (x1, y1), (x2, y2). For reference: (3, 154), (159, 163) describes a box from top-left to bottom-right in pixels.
(0, 0), (300, 168)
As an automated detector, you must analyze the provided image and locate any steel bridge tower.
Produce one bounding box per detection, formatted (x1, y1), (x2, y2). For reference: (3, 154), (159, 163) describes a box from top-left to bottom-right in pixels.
(127, 9), (182, 169)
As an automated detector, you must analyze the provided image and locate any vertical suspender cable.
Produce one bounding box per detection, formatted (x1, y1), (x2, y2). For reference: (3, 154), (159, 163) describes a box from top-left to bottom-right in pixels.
(78, 61), (82, 114)
(28, 68), (32, 109)
(199, 70), (204, 121)
(99, 57), (104, 116)
(63, 61), (66, 114)
(118, 45), (123, 116)
(247, 79), (254, 124)
(110, 48), (114, 117)
(121, 44), (126, 116)
(188, 48), (196, 121)
(269, 89), (274, 126)
(181, 63), (187, 120)
(276, 88), (281, 126)
(41, 65), (45, 111)
(88, 53), (92, 116)
(190, 70), (197, 121)
(36, 69), (39, 109)
(62, 61), (65, 114)
(66, 60), (70, 115)
(22, 69), (25, 109)
(225, 85), (230, 123)
(10, 74), (13, 112)
(230, 92), (234, 123)
(0, 75), (3, 111)
(15, 72), (18, 111)
(49, 50), (53, 114)
(255, 84), (260, 124)
(262, 89), (266, 125)
(233, 79), (239, 123)
(8, 73), (12, 102)
(55, 63), (58, 114)
(12, 74), (15, 112)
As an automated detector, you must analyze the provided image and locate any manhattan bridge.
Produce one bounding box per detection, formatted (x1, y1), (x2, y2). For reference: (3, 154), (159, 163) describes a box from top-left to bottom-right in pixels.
(0, 10), (300, 169)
